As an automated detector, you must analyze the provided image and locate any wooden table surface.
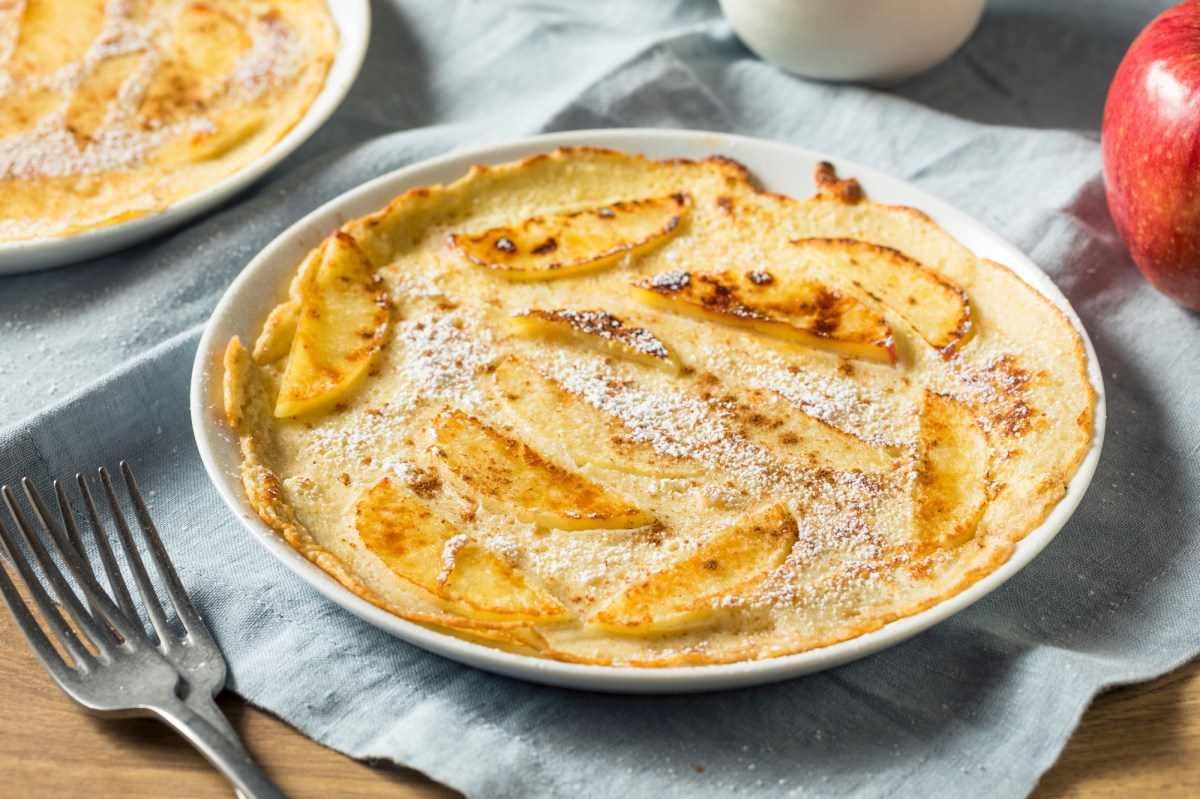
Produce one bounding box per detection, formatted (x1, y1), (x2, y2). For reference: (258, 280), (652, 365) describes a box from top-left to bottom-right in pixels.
(1, 611), (1197, 798)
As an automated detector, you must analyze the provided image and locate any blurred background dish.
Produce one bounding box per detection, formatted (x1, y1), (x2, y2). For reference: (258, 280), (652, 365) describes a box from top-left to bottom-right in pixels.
(0, 0), (369, 275)
(719, 0), (987, 83)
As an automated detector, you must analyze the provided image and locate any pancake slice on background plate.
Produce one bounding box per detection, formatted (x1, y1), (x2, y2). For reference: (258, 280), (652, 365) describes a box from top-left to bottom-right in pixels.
(0, 0), (336, 244)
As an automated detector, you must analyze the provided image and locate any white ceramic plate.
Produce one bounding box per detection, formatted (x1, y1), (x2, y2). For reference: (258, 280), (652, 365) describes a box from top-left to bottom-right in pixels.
(0, 0), (370, 275)
(191, 129), (1107, 693)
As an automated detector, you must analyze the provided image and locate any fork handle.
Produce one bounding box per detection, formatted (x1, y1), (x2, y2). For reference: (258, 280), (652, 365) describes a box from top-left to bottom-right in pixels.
(153, 697), (288, 799)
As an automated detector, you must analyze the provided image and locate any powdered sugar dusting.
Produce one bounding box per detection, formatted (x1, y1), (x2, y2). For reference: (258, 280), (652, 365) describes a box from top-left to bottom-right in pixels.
(708, 346), (904, 446)
(389, 311), (496, 414)
(377, 458), (421, 485)
(88, 0), (156, 64)
(758, 364), (897, 445)
(546, 355), (794, 499)
(437, 533), (470, 585)
(292, 312), (496, 478)
(0, 112), (181, 180)
(647, 270), (690, 292)
(229, 11), (305, 98)
(553, 362), (717, 459)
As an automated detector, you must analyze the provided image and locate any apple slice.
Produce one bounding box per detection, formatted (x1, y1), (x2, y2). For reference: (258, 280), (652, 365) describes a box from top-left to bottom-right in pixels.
(65, 52), (142, 148)
(449, 193), (689, 280)
(139, 3), (251, 126)
(630, 270), (895, 363)
(7, 0), (106, 79)
(442, 624), (549, 653)
(507, 308), (681, 373)
(792, 238), (973, 357)
(274, 231), (389, 417)
(185, 112), (265, 162)
(430, 410), (655, 530)
(912, 391), (989, 551)
(730, 388), (896, 473)
(356, 477), (569, 623)
(493, 356), (702, 478)
(588, 503), (797, 634)
(252, 237), (328, 364)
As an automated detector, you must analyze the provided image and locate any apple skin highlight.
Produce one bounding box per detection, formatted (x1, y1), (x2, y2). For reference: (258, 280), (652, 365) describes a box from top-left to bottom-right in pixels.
(1102, 0), (1200, 311)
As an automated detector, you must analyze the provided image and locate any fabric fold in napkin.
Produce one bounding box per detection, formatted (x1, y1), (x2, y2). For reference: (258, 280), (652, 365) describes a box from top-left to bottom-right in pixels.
(2, 1), (1197, 797)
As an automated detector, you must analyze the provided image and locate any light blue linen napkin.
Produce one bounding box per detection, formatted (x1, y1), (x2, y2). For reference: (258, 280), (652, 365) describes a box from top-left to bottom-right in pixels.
(3, 1), (1197, 797)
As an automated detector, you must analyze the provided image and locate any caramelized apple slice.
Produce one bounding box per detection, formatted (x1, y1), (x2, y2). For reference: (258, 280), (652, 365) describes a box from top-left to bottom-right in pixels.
(442, 542), (568, 623)
(356, 477), (569, 623)
(430, 410), (655, 530)
(253, 237), (330, 364)
(589, 504), (797, 633)
(508, 308), (681, 373)
(450, 194), (688, 280)
(913, 391), (989, 551)
(493, 357), (702, 478)
(793, 238), (973, 357)
(630, 270), (895, 363)
(274, 232), (389, 417)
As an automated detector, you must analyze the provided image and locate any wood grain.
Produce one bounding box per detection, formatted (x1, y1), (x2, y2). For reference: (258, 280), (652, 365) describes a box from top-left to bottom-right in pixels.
(0, 610), (1196, 797)
(0, 613), (459, 798)
(1033, 656), (1200, 797)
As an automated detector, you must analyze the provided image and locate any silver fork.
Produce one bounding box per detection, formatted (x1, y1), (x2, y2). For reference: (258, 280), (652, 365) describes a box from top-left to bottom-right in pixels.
(65, 464), (246, 753)
(0, 464), (286, 799)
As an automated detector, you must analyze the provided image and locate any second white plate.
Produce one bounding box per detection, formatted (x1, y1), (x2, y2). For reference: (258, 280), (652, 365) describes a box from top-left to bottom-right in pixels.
(191, 129), (1106, 693)
(0, 0), (370, 275)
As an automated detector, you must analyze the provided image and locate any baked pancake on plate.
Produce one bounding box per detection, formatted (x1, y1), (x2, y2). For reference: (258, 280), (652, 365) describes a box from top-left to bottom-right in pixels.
(193, 130), (1104, 690)
(216, 143), (1097, 673)
(0, 0), (365, 272)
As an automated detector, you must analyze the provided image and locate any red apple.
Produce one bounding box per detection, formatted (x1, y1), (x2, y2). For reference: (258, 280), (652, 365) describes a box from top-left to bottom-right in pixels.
(1102, 1), (1200, 311)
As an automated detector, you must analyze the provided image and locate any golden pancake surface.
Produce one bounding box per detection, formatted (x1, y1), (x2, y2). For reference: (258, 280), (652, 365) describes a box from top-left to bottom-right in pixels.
(0, 0), (335, 243)
(224, 148), (1094, 666)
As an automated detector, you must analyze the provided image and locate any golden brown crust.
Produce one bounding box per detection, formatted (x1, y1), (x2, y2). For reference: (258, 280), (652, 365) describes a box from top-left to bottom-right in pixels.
(814, 161), (864, 204)
(237, 441), (541, 632)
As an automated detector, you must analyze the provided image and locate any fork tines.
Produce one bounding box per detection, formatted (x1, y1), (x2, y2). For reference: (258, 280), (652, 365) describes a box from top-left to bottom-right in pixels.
(0, 464), (286, 798)
(0, 463), (189, 669)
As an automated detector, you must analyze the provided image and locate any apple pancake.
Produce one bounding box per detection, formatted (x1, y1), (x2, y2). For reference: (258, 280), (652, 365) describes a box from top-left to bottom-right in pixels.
(0, 0), (335, 243)
(223, 147), (1094, 666)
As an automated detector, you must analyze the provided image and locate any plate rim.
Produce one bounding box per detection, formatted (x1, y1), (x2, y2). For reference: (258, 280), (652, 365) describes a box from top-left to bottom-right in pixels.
(190, 128), (1107, 693)
(0, 0), (371, 274)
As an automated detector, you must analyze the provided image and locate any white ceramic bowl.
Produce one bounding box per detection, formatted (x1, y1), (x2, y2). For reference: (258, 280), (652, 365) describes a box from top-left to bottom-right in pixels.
(192, 128), (1105, 693)
(0, 0), (371, 275)
(719, 0), (986, 83)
